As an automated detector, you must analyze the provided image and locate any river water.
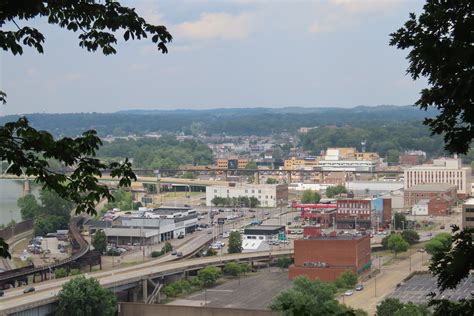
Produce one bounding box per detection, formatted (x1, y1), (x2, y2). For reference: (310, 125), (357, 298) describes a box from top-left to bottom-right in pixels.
(0, 179), (39, 226)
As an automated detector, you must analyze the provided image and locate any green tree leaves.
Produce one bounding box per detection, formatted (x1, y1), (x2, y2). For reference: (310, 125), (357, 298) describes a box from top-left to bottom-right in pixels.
(387, 234), (409, 257)
(401, 230), (420, 245)
(0, 1), (172, 57)
(17, 194), (41, 220)
(92, 230), (107, 254)
(334, 271), (358, 290)
(325, 185), (347, 198)
(301, 189), (321, 203)
(56, 276), (117, 316)
(228, 231), (243, 254)
(390, 0), (474, 154)
(197, 266), (222, 287)
(269, 276), (361, 315)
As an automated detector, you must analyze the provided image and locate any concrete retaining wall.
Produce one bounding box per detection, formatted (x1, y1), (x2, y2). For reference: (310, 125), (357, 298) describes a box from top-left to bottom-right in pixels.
(118, 303), (279, 316)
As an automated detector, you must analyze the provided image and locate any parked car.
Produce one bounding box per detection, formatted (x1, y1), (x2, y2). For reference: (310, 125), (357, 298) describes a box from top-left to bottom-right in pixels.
(417, 248), (426, 253)
(171, 250), (177, 255)
(0, 290), (4, 297)
(176, 252), (183, 257)
(344, 290), (353, 296)
(355, 284), (364, 291)
(177, 234), (184, 239)
(23, 287), (35, 294)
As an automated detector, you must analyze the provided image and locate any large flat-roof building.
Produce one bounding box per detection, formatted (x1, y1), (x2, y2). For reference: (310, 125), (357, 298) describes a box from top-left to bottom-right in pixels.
(318, 148), (380, 172)
(206, 183), (288, 207)
(404, 157), (471, 197)
(288, 235), (371, 282)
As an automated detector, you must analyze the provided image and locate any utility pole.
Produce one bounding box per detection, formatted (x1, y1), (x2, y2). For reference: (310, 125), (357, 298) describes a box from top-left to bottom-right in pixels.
(374, 274), (377, 297)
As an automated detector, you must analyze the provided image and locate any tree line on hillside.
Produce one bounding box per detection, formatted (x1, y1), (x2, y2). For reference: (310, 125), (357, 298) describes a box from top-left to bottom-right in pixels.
(298, 121), (446, 161)
(97, 136), (214, 170)
(0, 106), (437, 138)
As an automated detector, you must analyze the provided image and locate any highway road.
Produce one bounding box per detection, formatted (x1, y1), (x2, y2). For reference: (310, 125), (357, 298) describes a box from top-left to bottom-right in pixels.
(0, 249), (292, 315)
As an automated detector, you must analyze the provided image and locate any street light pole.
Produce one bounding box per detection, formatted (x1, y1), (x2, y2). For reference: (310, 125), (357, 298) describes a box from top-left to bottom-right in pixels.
(374, 274), (377, 297)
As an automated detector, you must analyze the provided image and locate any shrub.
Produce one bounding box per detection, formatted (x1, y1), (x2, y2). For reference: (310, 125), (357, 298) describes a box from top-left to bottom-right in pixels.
(151, 251), (163, 258)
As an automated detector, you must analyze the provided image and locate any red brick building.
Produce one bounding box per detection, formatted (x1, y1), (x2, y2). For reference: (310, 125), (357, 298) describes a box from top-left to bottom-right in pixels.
(336, 199), (372, 229)
(288, 235), (371, 282)
(427, 196), (451, 216)
(404, 183), (457, 209)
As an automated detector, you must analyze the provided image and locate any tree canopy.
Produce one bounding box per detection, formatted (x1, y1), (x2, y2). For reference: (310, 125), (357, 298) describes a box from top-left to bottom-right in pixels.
(390, 0), (474, 154)
(92, 229), (107, 254)
(228, 231), (243, 254)
(56, 276), (117, 316)
(387, 234), (409, 257)
(301, 189), (321, 204)
(269, 276), (364, 316)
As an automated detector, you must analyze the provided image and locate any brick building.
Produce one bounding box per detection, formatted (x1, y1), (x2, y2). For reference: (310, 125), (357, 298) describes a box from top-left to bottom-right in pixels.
(336, 199), (372, 229)
(404, 183), (457, 211)
(288, 235), (371, 282)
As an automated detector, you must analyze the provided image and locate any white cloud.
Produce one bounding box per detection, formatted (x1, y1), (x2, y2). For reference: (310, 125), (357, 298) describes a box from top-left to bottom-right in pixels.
(308, 0), (401, 34)
(174, 12), (255, 40)
(330, 0), (399, 13)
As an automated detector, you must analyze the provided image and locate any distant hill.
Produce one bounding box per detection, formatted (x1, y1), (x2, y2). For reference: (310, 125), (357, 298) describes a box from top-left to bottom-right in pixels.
(0, 105), (437, 137)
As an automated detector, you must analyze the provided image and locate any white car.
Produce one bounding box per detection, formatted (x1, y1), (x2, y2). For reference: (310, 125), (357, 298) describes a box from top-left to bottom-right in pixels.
(344, 290), (353, 296)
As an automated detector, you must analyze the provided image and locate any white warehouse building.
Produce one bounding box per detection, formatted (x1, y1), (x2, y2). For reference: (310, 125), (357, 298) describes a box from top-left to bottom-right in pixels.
(206, 183), (288, 207)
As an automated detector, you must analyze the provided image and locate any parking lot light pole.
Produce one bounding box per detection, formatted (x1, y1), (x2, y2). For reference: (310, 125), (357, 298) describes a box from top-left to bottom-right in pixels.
(374, 274), (377, 297)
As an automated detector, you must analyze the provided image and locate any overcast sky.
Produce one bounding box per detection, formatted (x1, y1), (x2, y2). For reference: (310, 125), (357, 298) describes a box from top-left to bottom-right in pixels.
(0, 0), (427, 115)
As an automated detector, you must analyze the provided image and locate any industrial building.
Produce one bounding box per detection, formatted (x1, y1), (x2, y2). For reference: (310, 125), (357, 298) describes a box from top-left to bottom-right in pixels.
(404, 157), (472, 197)
(88, 206), (198, 246)
(288, 234), (371, 282)
(404, 183), (457, 215)
(318, 148), (380, 172)
(206, 183), (288, 207)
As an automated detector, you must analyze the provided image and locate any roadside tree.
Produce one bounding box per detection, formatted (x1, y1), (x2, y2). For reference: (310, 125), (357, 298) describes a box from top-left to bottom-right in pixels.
(92, 230), (107, 254)
(228, 232), (243, 254)
(334, 271), (358, 290)
(401, 230), (420, 245)
(276, 257), (293, 270)
(56, 276), (117, 316)
(197, 266), (221, 287)
(223, 262), (241, 276)
(269, 276), (362, 315)
(424, 233), (451, 256)
(387, 234), (409, 257)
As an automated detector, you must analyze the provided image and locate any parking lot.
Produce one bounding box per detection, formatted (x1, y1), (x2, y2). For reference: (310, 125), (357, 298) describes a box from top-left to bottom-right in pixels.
(168, 268), (293, 309)
(388, 273), (474, 304)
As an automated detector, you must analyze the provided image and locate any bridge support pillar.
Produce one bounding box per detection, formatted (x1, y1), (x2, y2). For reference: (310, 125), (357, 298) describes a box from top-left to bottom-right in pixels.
(142, 280), (148, 303)
(23, 179), (31, 195)
(132, 286), (139, 302)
